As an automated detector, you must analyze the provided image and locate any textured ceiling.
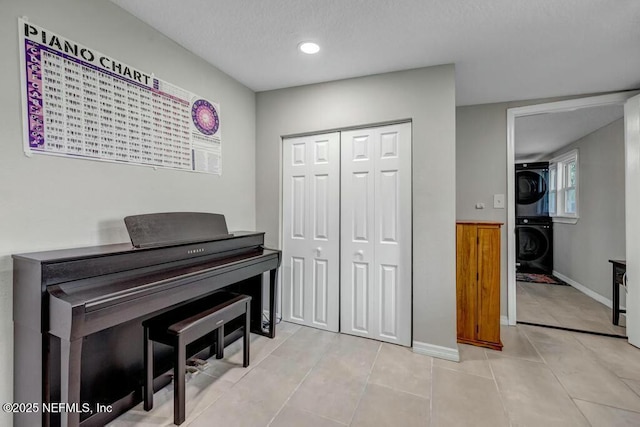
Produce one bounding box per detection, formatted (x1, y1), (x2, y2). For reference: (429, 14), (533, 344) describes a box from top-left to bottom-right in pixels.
(514, 104), (624, 161)
(111, 0), (640, 105)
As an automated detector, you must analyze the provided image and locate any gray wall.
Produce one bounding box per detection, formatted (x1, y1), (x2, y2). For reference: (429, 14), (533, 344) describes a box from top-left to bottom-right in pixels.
(255, 66), (457, 350)
(551, 119), (625, 300)
(0, 0), (256, 417)
(456, 104), (509, 316)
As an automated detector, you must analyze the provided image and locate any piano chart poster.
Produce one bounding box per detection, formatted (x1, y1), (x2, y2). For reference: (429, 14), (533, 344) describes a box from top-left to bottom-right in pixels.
(19, 19), (222, 175)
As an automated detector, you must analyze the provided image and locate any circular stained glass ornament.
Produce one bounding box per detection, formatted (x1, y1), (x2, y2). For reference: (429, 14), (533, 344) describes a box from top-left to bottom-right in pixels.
(191, 99), (219, 135)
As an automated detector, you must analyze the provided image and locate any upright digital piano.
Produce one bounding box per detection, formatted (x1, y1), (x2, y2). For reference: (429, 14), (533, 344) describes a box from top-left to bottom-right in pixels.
(12, 213), (281, 427)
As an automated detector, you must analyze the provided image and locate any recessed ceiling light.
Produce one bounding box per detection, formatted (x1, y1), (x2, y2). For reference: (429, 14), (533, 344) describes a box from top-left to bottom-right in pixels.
(299, 42), (320, 55)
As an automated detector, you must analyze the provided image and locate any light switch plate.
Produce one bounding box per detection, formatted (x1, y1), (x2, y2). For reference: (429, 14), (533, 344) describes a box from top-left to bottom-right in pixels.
(494, 194), (505, 209)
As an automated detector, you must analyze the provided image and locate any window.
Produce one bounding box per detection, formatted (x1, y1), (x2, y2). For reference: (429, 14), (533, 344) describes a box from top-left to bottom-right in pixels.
(549, 165), (557, 215)
(565, 159), (577, 214)
(549, 149), (578, 221)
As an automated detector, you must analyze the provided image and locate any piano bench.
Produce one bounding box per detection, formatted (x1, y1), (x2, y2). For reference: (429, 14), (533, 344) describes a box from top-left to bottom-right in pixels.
(142, 291), (251, 425)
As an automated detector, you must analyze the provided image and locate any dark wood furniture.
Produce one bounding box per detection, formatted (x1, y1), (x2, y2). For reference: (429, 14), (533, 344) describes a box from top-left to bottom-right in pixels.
(609, 259), (626, 326)
(456, 221), (503, 351)
(143, 291), (251, 425)
(12, 212), (280, 427)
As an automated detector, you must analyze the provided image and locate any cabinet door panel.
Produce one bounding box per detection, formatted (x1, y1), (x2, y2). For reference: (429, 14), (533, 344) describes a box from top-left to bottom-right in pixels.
(477, 225), (501, 344)
(456, 224), (477, 341)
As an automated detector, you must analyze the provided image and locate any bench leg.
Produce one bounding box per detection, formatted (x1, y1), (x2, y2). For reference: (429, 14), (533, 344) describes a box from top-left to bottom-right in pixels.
(144, 326), (153, 411)
(613, 268), (620, 325)
(174, 338), (186, 425)
(216, 325), (224, 359)
(244, 301), (251, 367)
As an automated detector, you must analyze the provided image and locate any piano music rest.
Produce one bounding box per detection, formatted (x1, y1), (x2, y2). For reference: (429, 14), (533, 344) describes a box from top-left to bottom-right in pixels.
(143, 291), (251, 425)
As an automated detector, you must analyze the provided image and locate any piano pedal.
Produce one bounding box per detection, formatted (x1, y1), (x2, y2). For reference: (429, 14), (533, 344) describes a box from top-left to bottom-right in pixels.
(188, 358), (210, 369)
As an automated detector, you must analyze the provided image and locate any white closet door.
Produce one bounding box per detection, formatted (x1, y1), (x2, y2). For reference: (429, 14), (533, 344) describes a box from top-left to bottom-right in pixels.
(282, 133), (340, 331)
(340, 123), (412, 346)
(340, 129), (376, 338)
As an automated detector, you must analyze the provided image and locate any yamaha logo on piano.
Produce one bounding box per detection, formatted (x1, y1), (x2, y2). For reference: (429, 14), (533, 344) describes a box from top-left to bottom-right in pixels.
(187, 248), (206, 254)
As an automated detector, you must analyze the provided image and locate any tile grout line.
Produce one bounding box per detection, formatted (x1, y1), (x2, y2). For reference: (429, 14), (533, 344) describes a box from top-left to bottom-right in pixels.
(183, 384), (227, 427)
(266, 330), (340, 426)
(196, 333), (284, 380)
(518, 326), (592, 424)
(366, 379), (431, 401)
(533, 291), (565, 329)
(433, 363), (495, 380)
(515, 282), (530, 297)
(484, 350), (545, 364)
(569, 332), (640, 384)
(519, 281), (624, 335)
(558, 334), (640, 414)
(265, 339), (325, 425)
(187, 327), (300, 427)
(518, 325), (548, 365)
(345, 341), (383, 426)
(484, 347), (513, 427)
(161, 343), (265, 427)
(621, 378), (640, 399)
(571, 397), (640, 415)
(543, 328), (640, 414)
(551, 325), (636, 386)
(428, 353), (433, 427)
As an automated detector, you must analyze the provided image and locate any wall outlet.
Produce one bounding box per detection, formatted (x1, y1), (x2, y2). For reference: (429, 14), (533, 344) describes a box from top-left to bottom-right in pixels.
(494, 194), (505, 209)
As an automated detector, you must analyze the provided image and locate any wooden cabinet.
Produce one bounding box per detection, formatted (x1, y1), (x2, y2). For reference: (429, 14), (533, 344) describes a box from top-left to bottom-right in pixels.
(456, 221), (503, 350)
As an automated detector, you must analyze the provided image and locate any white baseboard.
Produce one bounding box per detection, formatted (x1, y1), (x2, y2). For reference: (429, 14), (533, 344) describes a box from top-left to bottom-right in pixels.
(412, 341), (460, 362)
(500, 315), (509, 326)
(552, 270), (613, 309)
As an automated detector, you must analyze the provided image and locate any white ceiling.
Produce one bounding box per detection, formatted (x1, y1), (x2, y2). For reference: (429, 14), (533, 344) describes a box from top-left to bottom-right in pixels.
(514, 104), (624, 161)
(111, 0), (639, 106)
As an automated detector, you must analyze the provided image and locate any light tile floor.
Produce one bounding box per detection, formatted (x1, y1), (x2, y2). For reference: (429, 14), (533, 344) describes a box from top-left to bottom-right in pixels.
(517, 281), (627, 336)
(110, 321), (640, 426)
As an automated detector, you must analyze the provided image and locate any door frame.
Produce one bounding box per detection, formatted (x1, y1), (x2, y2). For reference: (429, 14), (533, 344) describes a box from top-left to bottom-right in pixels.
(506, 92), (637, 326)
(625, 94), (640, 348)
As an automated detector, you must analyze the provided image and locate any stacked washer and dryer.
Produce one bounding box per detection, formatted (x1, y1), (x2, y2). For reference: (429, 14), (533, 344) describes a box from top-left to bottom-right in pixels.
(515, 162), (553, 273)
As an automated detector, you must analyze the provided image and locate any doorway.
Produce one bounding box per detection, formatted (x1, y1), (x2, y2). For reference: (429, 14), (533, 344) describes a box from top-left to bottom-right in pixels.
(507, 92), (636, 339)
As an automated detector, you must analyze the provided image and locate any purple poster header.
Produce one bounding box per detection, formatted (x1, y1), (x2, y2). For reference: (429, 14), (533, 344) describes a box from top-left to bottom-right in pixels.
(23, 22), (153, 88)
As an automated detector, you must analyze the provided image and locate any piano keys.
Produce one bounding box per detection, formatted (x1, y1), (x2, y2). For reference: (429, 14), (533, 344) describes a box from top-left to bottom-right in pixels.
(13, 213), (281, 427)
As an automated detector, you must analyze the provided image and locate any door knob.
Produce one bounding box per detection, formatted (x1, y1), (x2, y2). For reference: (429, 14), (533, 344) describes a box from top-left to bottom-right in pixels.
(356, 250), (364, 259)
(315, 246), (323, 255)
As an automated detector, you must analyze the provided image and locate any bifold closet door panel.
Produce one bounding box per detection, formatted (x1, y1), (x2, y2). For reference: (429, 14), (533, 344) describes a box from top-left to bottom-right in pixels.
(340, 129), (376, 338)
(340, 123), (412, 346)
(282, 133), (340, 332)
